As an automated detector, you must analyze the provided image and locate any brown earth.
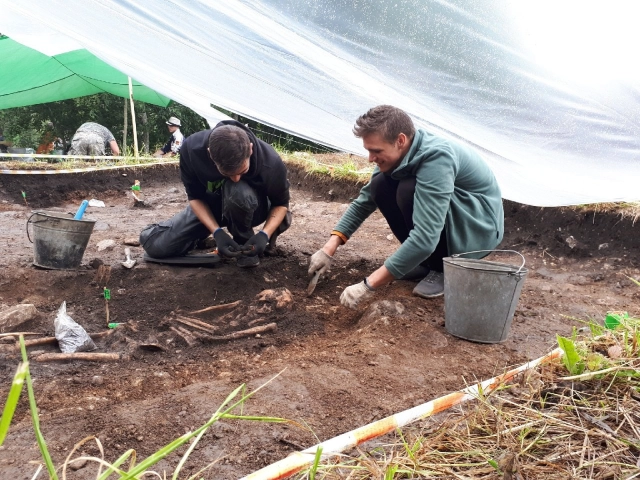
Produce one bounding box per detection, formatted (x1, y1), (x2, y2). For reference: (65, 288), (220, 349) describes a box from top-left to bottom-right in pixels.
(0, 163), (638, 479)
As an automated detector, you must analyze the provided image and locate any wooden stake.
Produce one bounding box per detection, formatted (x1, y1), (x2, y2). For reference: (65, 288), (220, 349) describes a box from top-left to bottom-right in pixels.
(0, 332), (41, 338)
(21, 337), (57, 347)
(188, 300), (242, 315)
(21, 330), (114, 348)
(35, 352), (122, 362)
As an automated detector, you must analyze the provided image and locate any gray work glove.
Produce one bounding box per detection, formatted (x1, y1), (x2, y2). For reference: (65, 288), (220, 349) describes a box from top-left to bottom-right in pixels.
(308, 249), (333, 276)
(340, 281), (375, 309)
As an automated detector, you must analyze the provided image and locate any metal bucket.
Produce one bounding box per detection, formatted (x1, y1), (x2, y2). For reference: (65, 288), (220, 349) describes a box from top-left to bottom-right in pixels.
(443, 250), (528, 343)
(27, 211), (96, 269)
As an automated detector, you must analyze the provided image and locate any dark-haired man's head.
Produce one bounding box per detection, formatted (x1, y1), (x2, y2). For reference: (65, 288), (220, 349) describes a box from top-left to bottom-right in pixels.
(208, 125), (253, 182)
(353, 105), (415, 173)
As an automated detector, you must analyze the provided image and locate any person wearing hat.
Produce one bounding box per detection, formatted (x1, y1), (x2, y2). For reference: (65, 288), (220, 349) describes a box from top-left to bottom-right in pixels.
(154, 116), (184, 157)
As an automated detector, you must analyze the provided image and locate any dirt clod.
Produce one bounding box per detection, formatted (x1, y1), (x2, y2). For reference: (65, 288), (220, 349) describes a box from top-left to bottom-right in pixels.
(0, 304), (38, 332)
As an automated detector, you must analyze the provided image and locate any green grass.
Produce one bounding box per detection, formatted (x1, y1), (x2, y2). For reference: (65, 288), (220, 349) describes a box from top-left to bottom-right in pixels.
(0, 362), (27, 446)
(18, 335), (58, 479)
(280, 151), (373, 184)
(1, 154), (178, 171)
(0, 339), (294, 478)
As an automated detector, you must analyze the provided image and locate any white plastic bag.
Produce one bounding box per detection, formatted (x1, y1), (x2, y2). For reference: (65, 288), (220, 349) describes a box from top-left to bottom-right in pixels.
(53, 301), (96, 353)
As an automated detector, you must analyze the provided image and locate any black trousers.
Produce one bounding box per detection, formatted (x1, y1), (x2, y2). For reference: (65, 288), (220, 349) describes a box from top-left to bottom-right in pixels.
(370, 174), (449, 272)
(140, 180), (291, 258)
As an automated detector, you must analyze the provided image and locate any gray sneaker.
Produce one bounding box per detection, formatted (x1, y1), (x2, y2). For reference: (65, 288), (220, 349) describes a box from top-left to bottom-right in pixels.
(237, 255), (260, 268)
(413, 270), (444, 298)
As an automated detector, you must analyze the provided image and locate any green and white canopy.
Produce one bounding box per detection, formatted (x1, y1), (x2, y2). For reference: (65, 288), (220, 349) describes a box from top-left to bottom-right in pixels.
(0, 35), (170, 109)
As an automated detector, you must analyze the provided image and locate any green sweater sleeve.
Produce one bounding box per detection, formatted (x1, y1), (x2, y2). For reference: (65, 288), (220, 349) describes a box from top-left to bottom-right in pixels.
(333, 170), (380, 237)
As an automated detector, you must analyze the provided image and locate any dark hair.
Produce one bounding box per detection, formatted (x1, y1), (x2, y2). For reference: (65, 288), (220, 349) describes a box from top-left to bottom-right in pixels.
(353, 105), (415, 143)
(208, 125), (251, 173)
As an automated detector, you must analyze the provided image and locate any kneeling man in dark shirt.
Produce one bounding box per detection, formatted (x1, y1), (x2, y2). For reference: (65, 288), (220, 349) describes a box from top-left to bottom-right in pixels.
(140, 121), (291, 268)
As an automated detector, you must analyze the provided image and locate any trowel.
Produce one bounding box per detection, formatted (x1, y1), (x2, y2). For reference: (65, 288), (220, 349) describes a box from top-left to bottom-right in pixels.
(121, 247), (136, 269)
(306, 270), (321, 297)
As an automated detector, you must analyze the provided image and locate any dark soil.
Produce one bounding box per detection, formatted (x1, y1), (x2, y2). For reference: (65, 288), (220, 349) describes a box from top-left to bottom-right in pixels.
(0, 164), (638, 479)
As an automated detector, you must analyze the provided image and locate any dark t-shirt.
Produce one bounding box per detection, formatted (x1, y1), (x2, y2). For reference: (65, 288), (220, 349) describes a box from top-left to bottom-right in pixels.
(161, 129), (184, 154)
(179, 120), (290, 208)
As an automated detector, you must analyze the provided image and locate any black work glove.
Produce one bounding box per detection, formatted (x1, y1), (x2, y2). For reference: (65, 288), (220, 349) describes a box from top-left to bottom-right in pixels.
(243, 230), (270, 257)
(213, 228), (243, 258)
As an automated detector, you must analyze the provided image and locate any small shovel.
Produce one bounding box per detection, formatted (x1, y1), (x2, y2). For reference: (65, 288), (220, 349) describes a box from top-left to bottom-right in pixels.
(306, 270), (321, 297)
(122, 247), (136, 269)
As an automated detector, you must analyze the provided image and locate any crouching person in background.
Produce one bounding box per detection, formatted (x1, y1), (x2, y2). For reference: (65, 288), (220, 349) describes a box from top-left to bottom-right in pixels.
(68, 122), (120, 157)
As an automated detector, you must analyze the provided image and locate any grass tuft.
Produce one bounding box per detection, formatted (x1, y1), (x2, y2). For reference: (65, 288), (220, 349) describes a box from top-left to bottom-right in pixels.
(298, 311), (640, 479)
(0, 154), (178, 171)
(0, 347), (294, 477)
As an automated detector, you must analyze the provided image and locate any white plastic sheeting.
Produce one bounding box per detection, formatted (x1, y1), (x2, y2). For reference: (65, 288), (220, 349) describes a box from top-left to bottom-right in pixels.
(1, 0), (638, 206)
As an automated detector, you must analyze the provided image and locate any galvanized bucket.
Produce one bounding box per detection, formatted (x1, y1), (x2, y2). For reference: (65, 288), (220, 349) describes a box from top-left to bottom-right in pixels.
(443, 250), (528, 344)
(27, 211), (96, 269)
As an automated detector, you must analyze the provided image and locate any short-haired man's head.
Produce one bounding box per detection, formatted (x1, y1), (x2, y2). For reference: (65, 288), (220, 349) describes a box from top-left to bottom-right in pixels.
(208, 126), (251, 173)
(353, 105), (415, 143)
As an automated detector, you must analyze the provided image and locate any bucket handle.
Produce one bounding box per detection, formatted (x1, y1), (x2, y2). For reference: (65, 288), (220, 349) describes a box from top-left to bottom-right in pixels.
(25, 212), (49, 243)
(451, 249), (526, 274)
(26, 212), (38, 244)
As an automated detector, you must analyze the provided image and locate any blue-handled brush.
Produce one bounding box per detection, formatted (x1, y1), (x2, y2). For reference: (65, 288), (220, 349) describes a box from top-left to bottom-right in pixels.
(73, 200), (89, 220)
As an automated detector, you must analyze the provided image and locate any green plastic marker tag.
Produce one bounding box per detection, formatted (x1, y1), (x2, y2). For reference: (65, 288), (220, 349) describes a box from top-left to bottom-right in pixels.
(21, 191), (26, 198)
(604, 311), (628, 329)
(103, 288), (111, 300)
(131, 185), (141, 191)
(108, 322), (123, 329)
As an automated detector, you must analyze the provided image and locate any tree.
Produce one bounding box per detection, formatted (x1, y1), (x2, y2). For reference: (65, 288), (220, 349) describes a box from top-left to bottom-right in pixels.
(0, 94), (330, 156)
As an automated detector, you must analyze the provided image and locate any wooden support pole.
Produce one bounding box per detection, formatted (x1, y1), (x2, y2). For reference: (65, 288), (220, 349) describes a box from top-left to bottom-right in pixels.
(128, 76), (139, 160)
(123, 97), (128, 153)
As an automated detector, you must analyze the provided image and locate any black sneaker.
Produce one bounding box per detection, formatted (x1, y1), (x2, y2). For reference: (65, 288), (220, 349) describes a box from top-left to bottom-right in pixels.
(413, 271), (444, 298)
(237, 255), (260, 268)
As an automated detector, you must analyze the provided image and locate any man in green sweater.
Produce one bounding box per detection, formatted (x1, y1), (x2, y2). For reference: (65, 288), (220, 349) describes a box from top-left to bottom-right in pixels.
(308, 105), (504, 309)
